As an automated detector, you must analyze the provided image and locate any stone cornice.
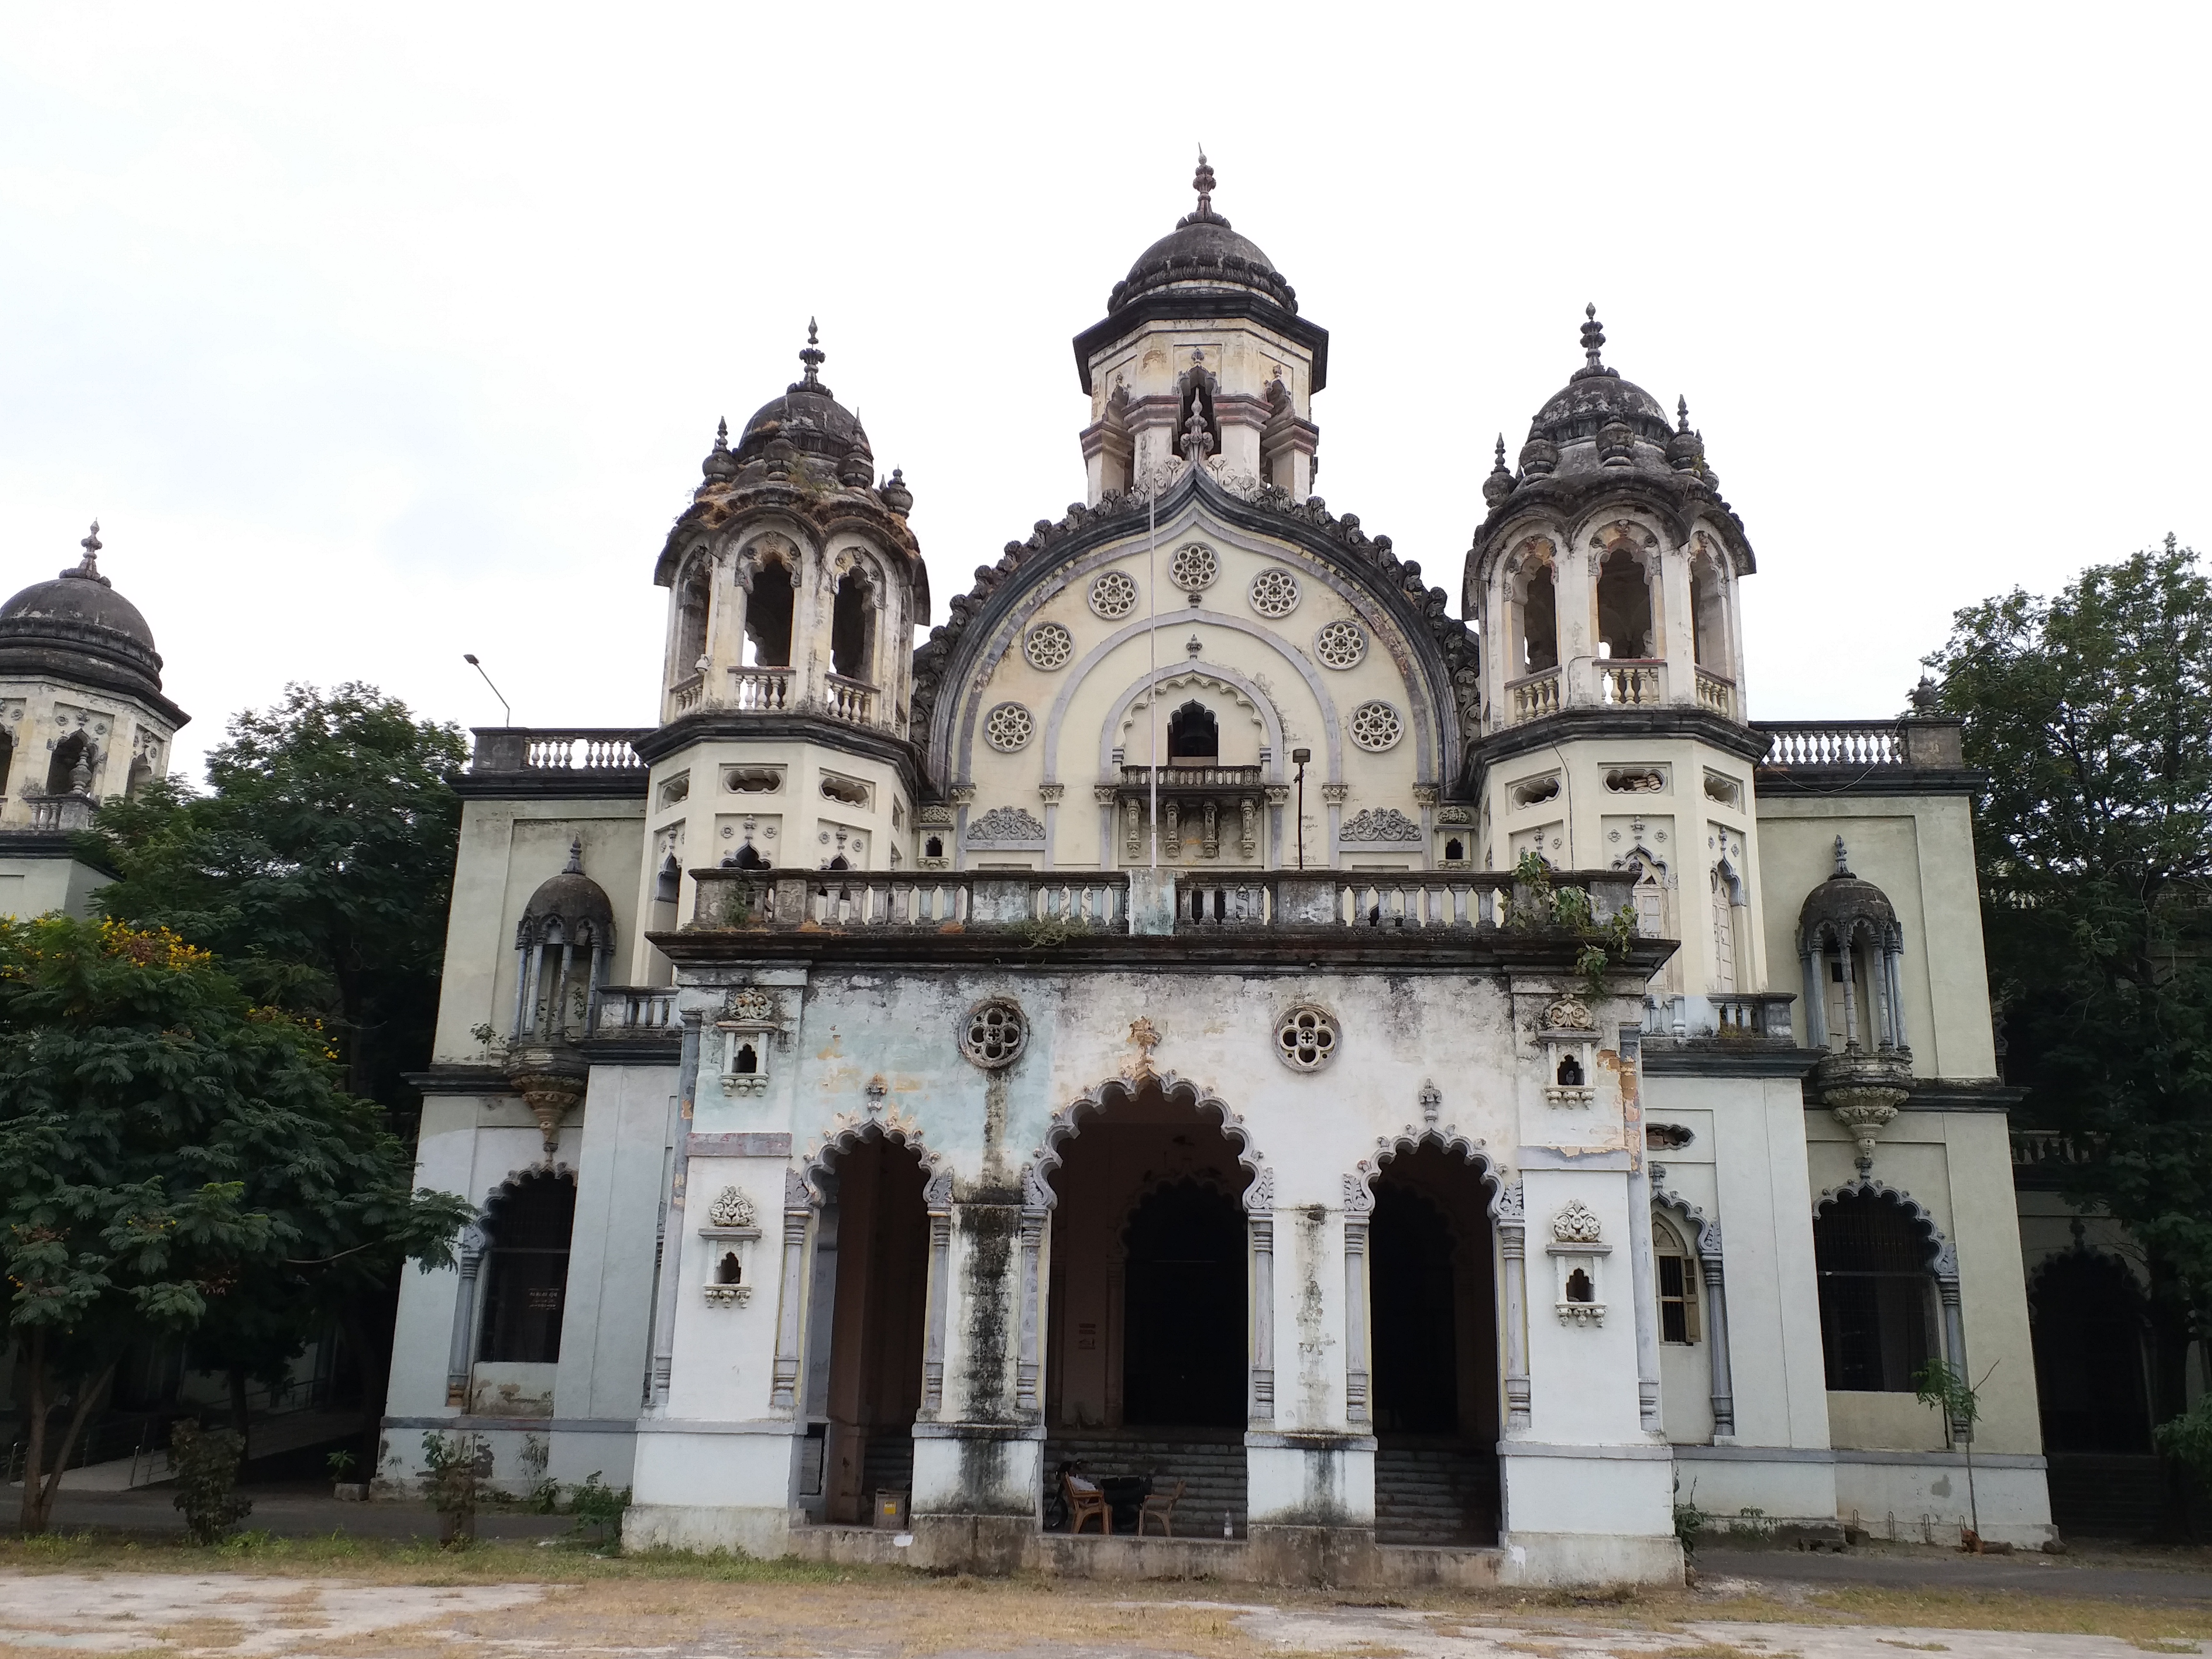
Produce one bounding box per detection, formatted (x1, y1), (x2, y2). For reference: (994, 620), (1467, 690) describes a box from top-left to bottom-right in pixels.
(1472, 707), (1771, 774)
(1072, 290), (1330, 393)
(632, 712), (922, 799)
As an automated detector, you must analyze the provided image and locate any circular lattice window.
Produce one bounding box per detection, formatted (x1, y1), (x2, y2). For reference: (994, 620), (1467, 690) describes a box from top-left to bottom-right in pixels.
(1348, 700), (1404, 752)
(984, 702), (1034, 752)
(1090, 570), (1139, 619)
(1313, 619), (1367, 669)
(1024, 622), (1074, 671)
(1169, 541), (1219, 592)
(1248, 567), (1301, 617)
(960, 999), (1027, 1069)
(1276, 1005), (1339, 1072)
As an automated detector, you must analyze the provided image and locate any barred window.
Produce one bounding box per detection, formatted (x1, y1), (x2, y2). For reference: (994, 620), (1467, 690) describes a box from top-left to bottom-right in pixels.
(1814, 1190), (1937, 1391)
(1653, 1219), (1700, 1344)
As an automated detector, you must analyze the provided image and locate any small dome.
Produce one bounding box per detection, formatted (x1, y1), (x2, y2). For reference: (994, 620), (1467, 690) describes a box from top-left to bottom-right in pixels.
(520, 839), (616, 949)
(1798, 837), (1899, 946)
(1108, 154), (1297, 316)
(1526, 306), (1672, 449)
(0, 523), (169, 704)
(734, 320), (868, 467)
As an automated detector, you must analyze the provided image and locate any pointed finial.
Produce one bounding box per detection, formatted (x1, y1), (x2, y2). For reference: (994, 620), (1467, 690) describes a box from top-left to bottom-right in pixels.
(82, 520), (101, 556)
(798, 318), (825, 388)
(1492, 434), (1508, 470)
(714, 416), (729, 449)
(1676, 396), (1691, 433)
(1832, 835), (1851, 878)
(1193, 146), (1214, 214)
(1581, 303), (1605, 368)
(64, 519), (111, 584)
(565, 836), (585, 876)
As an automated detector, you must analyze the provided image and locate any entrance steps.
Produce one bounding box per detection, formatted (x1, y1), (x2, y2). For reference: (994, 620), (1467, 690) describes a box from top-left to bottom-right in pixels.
(1044, 1431), (1246, 1537)
(860, 1431), (915, 1505)
(1374, 1442), (1499, 1546)
(2044, 1451), (2164, 1539)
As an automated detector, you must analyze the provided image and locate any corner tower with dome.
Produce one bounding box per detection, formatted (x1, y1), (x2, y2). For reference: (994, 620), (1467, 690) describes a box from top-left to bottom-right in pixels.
(0, 522), (187, 918)
(386, 159), (2051, 1585)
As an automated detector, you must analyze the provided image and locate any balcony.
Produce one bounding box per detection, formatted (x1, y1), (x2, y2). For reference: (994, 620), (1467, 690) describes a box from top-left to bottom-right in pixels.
(1118, 764), (1267, 792)
(22, 793), (96, 832)
(589, 985), (678, 1037)
(825, 674), (877, 725)
(463, 728), (653, 799)
(1694, 667), (1735, 719)
(1596, 659), (1665, 707)
(1505, 668), (1561, 725)
(729, 666), (793, 712)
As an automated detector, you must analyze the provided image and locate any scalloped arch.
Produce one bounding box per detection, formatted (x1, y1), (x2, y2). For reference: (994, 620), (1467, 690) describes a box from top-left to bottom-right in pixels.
(1651, 1179), (1721, 1258)
(1024, 1070), (1266, 1214)
(1812, 1175), (1957, 1281)
(799, 1111), (943, 1206)
(1353, 1124), (1509, 1219)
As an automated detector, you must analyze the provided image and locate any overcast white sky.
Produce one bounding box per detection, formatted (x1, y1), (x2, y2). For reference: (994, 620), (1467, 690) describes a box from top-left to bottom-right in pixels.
(3, 5), (2205, 781)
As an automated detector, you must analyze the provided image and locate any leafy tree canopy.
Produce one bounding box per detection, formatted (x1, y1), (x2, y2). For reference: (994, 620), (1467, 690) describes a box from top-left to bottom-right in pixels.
(1929, 534), (2212, 1411)
(0, 913), (470, 1532)
(83, 682), (468, 1115)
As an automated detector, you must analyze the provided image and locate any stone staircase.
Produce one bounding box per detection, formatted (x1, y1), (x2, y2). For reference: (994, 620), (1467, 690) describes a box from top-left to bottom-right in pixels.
(859, 1430), (915, 1510)
(1374, 1441), (1499, 1546)
(1044, 1431), (1246, 1538)
(2044, 1452), (2164, 1540)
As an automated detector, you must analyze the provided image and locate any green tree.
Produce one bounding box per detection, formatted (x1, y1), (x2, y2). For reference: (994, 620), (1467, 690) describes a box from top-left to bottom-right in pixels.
(1926, 535), (2212, 1434)
(0, 914), (470, 1534)
(84, 682), (468, 1115)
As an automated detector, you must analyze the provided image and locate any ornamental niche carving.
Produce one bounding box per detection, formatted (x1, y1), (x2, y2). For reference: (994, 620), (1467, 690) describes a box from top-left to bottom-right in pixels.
(1168, 541), (1219, 592)
(964, 805), (1047, 848)
(1313, 619), (1366, 669)
(1248, 567), (1301, 617)
(1542, 996), (1597, 1032)
(724, 986), (774, 1024)
(1340, 807), (1421, 843)
(1552, 1200), (1604, 1244)
(706, 1186), (757, 1230)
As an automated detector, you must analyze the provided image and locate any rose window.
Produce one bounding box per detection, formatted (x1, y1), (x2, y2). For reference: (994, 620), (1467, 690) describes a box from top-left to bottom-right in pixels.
(1024, 622), (1074, 671)
(1090, 570), (1139, 619)
(984, 702), (1034, 752)
(1313, 620), (1367, 669)
(1248, 567), (1301, 617)
(1348, 700), (1404, 752)
(960, 999), (1027, 1069)
(1275, 1005), (1339, 1071)
(1168, 541), (1219, 592)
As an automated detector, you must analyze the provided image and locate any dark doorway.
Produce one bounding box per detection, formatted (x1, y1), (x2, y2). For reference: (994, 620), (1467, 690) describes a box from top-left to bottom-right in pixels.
(2032, 1251), (2152, 1452)
(830, 571), (874, 681)
(1166, 702), (1218, 764)
(47, 732), (91, 795)
(1122, 1179), (1246, 1426)
(1522, 565), (1559, 673)
(1814, 1190), (1936, 1392)
(478, 1170), (577, 1364)
(745, 564), (795, 667)
(1367, 1145), (1500, 1545)
(811, 1132), (930, 1524)
(1596, 549), (1653, 660)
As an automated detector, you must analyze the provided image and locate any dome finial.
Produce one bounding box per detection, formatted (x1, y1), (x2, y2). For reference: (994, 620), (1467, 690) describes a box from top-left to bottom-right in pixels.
(1581, 303), (1605, 369)
(798, 319), (825, 389)
(565, 836), (585, 876)
(1833, 835), (1852, 879)
(1193, 146), (1215, 217)
(64, 519), (112, 586)
(1676, 396), (1691, 433)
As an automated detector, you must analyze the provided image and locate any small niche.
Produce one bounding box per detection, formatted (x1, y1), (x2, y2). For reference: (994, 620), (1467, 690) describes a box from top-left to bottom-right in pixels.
(1443, 837), (1466, 862)
(1646, 1122), (1695, 1150)
(716, 1251), (743, 1286)
(924, 835), (945, 859)
(1565, 1268), (1595, 1304)
(657, 772), (691, 808)
(732, 1042), (758, 1075)
(1555, 1054), (1584, 1087)
(1703, 771), (1743, 807)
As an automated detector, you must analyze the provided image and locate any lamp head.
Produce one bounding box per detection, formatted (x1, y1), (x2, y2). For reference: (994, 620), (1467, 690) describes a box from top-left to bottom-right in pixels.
(1291, 747), (1311, 766)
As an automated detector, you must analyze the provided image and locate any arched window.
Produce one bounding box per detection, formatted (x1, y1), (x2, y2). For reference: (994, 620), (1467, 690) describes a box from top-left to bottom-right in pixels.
(1814, 1189), (1937, 1391)
(674, 565), (710, 681)
(126, 752), (153, 797)
(743, 559), (794, 668)
(731, 1041), (759, 1075)
(1175, 373), (1221, 462)
(47, 732), (91, 796)
(725, 843), (768, 871)
(1520, 564), (1559, 673)
(830, 566), (875, 682)
(1691, 555), (1729, 672)
(0, 728), (13, 796)
(1653, 1218), (1701, 1344)
(1710, 861), (1744, 992)
(478, 1170), (577, 1365)
(1595, 549), (1653, 660)
(1623, 849), (1667, 940)
(1166, 701), (1219, 763)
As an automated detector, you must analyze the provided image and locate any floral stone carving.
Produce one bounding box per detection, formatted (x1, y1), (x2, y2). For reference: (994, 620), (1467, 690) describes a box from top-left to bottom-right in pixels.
(1340, 807), (1421, 843)
(1552, 1200), (1604, 1244)
(965, 805), (1047, 847)
(706, 1186), (757, 1230)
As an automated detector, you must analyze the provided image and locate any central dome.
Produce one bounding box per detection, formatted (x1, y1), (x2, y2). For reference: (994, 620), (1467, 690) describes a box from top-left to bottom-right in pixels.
(1527, 306), (1671, 447)
(733, 321), (868, 468)
(1108, 154), (1298, 316)
(0, 522), (172, 709)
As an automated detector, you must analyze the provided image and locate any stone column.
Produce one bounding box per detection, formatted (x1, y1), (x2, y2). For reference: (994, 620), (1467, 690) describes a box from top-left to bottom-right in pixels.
(771, 1168), (815, 1414)
(1496, 1181), (1531, 1431)
(647, 1008), (704, 1407)
(1016, 1166), (1048, 1416)
(445, 1223), (487, 1407)
(1698, 1227), (1735, 1440)
(1246, 1169), (1276, 1422)
(1936, 1244), (1971, 1441)
(1342, 1174), (1373, 1424)
(1800, 947), (1827, 1047)
(1627, 1164), (1664, 1433)
(921, 1169), (953, 1417)
(1836, 937), (1861, 1047)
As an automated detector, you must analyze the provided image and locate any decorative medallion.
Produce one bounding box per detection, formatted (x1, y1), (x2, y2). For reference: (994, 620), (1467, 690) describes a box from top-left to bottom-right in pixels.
(1275, 1004), (1340, 1072)
(724, 986), (774, 1024)
(1168, 541), (1219, 592)
(959, 998), (1027, 1069)
(1248, 567), (1301, 617)
(1313, 619), (1367, 669)
(1024, 622), (1075, 671)
(1552, 1200), (1604, 1244)
(1089, 570), (1139, 619)
(706, 1186), (757, 1229)
(983, 702), (1035, 752)
(1348, 701), (1404, 753)
(1340, 807), (1422, 843)
(1542, 996), (1597, 1032)
(964, 805), (1047, 848)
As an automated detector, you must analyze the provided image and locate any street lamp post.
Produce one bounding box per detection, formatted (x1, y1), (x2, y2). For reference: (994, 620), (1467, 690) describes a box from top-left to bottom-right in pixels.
(464, 654), (513, 727)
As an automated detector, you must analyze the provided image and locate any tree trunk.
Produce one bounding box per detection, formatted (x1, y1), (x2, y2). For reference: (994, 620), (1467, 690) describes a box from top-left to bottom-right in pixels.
(228, 1366), (252, 1467)
(337, 1284), (398, 1481)
(2147, 1261), (2198, 1540)
(19, 1337), (119, 1537)
(19, 1328), (50, 1536)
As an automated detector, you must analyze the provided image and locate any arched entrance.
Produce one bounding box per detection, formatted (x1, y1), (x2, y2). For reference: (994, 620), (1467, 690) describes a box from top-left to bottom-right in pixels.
(798, 1128), (931, 1524)
(1364, 1140), (1502, 1545)
(1039, 1077), (1255, 1534)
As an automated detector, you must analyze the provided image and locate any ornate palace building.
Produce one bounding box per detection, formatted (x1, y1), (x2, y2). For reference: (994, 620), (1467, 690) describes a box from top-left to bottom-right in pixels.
(374, 160), (2051, 1583)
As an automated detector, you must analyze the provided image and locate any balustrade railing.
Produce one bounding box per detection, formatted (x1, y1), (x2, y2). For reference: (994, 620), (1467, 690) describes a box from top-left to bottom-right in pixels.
(470, 729), (649, 774)
(669, 673), (705, 714)
(825, 675), (878, 725)
(1506, 668), (1561, 725)
(729, 666), (794, 712)
(1759, 721), (1904, 769)
(1120, 765), (1267, 790)
(590, 985), (678, 1036)
(1709, 993), (1796, 1041)
(2011, 1128), (2100, 1169)
(1694, 667), (1735, 719)
(685, 867), (1640, 938)
(24, 794), (95, 831)
(1598, 660), (1665, 707)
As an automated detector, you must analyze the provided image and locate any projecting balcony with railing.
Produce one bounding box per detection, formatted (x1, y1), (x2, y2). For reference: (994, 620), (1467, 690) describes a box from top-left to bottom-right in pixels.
(1754, 718), (1968, 776)
(1118, 764), (1267, 792)
(468, 729), (651, 777)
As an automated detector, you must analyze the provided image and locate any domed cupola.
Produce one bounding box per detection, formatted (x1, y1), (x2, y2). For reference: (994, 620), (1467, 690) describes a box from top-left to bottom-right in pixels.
(1108, 153), (1300, 318)
(519, 836), (616, 955)
(1073, 155), (1330, 502)
(0, 522), (177, 714)
(1798, 835), (1915, 1171)
(1797, 835), (1899, 953)
(730, 320), (872, 473)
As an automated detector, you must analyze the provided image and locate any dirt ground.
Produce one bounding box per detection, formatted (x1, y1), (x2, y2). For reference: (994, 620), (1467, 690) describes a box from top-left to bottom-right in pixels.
(3, 1539), (2212, 1659)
